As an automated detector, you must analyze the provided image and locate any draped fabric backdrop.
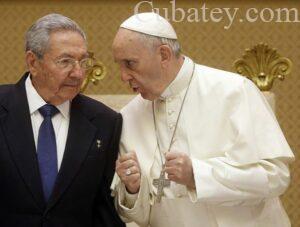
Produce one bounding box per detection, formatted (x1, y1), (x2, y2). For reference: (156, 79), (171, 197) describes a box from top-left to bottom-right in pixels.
(0, 0), (299, 225)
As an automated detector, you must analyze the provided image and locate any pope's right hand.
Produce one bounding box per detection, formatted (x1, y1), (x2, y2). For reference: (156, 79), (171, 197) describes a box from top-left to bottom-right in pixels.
(116, 151), (141, 194)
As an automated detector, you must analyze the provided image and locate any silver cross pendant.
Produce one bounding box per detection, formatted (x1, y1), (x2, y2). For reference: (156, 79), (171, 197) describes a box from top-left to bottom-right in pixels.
(152, 169), (170, 203)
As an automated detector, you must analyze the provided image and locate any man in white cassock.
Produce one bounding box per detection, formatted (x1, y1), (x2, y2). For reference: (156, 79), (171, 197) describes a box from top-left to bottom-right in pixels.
(111, 12), (295, 227)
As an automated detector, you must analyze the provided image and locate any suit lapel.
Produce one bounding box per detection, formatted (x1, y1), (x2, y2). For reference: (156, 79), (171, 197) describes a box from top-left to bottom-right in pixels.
(46, 96), (97, 211)
(0, 73), (46, 210)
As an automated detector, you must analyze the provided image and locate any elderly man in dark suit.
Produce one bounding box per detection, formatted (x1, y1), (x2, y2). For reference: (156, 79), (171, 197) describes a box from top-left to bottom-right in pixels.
(0, 13), (125, 227)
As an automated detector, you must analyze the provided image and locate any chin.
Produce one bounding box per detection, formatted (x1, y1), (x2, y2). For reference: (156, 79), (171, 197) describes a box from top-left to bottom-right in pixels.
(59, 92), (79, 103)
(64, 87), (80, 96)
(140, 92), (156, 101)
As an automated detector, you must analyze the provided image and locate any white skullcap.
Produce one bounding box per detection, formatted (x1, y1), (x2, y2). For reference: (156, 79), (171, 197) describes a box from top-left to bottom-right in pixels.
(120, 12), (177, 39)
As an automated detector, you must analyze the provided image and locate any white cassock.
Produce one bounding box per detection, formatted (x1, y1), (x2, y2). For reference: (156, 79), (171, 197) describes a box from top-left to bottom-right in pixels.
(111, 57), (294, 227)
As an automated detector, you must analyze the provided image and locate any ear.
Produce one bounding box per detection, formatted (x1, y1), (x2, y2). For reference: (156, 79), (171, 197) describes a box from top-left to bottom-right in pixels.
(25, 51), (40, 77)
(158, 45), (172, 68)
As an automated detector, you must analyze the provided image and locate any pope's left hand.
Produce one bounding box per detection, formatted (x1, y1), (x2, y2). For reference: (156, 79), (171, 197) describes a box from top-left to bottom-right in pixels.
(165, 151), (196, 190)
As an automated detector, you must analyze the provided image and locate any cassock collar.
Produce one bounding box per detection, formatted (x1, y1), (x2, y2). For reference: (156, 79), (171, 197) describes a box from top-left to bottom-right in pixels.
(25, 75), (70, 119)
(159, 56), (194, 99)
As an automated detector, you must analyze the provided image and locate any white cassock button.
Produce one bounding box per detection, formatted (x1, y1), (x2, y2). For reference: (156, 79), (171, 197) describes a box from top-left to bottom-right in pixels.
(169, 124), (174, 129)
(167, 97), (173, 102)
(168, 110), (174, 115)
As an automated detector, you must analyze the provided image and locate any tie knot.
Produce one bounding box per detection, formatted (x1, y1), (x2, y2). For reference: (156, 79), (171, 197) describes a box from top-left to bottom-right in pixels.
(39, 104), (59, 118)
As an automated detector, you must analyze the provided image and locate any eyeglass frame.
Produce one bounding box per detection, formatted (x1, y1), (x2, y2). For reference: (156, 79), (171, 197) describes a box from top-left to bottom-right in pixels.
(53, 57), (93, 71)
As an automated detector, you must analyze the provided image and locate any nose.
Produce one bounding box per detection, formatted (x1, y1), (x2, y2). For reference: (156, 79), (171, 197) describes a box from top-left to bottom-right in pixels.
(120, 68), (132, 82)
(70, 62), (85, 79)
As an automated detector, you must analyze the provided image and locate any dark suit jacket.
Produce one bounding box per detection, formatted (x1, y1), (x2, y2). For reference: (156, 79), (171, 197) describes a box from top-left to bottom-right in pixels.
(0, 73), (125, 227)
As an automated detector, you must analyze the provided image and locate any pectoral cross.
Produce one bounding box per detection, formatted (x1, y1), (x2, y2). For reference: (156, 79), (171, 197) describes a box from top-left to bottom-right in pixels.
(152, 169), (170, 203)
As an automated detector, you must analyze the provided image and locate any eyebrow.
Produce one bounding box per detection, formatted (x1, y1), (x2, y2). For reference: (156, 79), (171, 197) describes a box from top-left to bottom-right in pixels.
(123, 58), (138, 62)
(57, 53), (89, 59)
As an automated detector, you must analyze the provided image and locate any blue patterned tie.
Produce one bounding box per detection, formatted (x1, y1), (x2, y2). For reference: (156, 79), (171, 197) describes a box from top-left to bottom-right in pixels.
(37, 104), (59, 201)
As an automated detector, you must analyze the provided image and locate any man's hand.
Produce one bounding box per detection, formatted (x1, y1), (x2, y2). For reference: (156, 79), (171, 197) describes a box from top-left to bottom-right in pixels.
(165, 151), (196, 190)
(116, 151), (141, 194)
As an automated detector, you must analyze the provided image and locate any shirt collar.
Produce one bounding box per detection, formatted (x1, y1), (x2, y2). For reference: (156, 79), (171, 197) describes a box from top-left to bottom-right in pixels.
(25, 75), (70, 119)
(160, 56), (194, 99)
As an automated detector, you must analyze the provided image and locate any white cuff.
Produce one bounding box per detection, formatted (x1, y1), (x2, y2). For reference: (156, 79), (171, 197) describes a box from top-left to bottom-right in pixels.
(124, 186), (139, 208)
(187, 158), (199, 203)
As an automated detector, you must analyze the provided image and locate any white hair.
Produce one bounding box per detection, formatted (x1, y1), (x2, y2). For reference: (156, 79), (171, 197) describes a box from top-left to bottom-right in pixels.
(138, 33), (181, 58)
(25, 13), (86, 59)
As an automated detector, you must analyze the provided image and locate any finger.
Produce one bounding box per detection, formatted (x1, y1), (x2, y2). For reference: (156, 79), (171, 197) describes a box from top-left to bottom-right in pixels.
(119, 159), (139, 171)
(165, 152), (181, 161)
(128, 165), (140, 175)
(165, 166), (177, 175)
(122, 159), (135, 168)
(115, 159), (123, 173)
(126, 173), (141, 181)
(119, 151), (138, 163)
(124, 173), (141, 184)
(165, 159), (179, 168)
(115, 159), (120, 168)
(167, 174), (177, 181)
(118, 153), (135, 163)
(116, 160), (137, 176)
(122, 166), (140, 177)
(116, 166), (126, 178)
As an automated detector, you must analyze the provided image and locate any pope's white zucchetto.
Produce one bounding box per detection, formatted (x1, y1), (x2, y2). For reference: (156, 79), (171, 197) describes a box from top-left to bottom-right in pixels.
(120, 12), (178, 40)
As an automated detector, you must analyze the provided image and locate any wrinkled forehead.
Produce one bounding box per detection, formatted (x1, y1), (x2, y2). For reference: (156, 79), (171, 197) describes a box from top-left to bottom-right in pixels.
(112, 28), (144, 50)
(46, 30), (88, 57)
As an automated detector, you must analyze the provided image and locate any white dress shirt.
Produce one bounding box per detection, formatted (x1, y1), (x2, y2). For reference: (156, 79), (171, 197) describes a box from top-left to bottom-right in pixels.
(25, 76), (70, 170)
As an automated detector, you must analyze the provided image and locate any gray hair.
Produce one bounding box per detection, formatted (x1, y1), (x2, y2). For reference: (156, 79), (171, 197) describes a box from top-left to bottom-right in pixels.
(138, 33), (181, 58)
(25, 13), (87, 59)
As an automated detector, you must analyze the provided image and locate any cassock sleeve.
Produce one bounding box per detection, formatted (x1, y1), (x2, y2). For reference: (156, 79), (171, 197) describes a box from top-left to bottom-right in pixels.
(189, 79), (294, 206)
(111, 173), (151, 226)
(110, 137), (151, 226)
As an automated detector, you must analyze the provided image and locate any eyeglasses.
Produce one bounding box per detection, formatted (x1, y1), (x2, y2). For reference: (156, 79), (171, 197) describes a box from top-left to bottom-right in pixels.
(54, 57), (93, 71)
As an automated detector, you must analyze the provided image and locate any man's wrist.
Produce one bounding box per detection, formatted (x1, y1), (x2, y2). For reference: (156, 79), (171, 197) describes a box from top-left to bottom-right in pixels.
(126, 186), (140, 194)
(123, 185), (139, 209)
